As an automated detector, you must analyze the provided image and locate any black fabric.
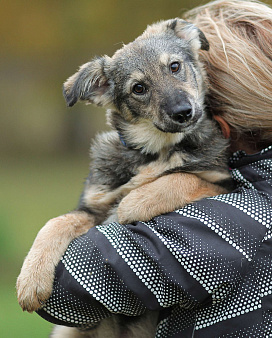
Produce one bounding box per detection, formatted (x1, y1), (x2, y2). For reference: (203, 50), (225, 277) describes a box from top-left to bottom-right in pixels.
(37, 146), (272, 337)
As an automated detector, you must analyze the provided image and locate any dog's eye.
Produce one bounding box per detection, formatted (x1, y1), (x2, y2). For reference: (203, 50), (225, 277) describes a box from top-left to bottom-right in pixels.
(170, 62), (180, 73)
(132, 83), (146, 95)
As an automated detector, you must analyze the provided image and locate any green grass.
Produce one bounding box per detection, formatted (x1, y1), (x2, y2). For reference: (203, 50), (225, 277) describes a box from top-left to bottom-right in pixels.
(0, 154), (90, 337)
(0, 284), (53, 337)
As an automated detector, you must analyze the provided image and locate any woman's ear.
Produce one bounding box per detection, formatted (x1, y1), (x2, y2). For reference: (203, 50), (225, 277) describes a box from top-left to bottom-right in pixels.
(213, 115), (231, 139)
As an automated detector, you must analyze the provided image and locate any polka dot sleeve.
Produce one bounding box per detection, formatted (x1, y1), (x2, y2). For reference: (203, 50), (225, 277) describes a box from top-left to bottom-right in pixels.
(37, 146), (272, 337)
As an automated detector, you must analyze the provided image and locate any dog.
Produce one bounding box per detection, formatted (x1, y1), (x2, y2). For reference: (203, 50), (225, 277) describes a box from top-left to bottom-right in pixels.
(16, 18), (230, 337)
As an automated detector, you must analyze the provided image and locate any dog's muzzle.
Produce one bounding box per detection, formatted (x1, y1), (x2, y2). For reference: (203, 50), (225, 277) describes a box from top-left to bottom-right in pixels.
(156, 97), (203, 133)
(170, 103), (193, 124)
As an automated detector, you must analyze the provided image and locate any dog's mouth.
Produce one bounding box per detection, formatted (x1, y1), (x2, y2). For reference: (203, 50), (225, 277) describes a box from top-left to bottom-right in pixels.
(154, 109), (203, 134)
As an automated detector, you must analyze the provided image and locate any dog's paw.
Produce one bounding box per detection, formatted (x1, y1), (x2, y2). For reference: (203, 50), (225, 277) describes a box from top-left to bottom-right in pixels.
(16, 212), (94, 312)
(117, 186), (157, 224)
(16, 255), (55, 312)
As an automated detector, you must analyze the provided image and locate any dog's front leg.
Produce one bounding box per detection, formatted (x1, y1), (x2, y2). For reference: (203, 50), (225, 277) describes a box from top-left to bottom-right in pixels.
(16, 211), (95, 312)
(118, 172), (227, 224)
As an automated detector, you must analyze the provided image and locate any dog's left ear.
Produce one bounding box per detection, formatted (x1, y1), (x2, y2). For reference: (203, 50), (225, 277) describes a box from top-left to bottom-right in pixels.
(155, 18), (208, 52)
(169, 18), (209, 51)
(143, 19), (209, 52)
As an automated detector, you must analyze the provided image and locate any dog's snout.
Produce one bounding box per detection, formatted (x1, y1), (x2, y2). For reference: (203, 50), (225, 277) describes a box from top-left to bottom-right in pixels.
(171, 104), (193, 124)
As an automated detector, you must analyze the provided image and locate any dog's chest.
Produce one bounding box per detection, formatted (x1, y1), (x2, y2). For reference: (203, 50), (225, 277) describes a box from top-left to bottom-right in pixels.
(159, 148), (189, 171)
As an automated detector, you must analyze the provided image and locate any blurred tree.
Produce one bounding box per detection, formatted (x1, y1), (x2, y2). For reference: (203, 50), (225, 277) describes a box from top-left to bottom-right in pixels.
(1, 0), (271, 156)
(0, 0), (208, 156)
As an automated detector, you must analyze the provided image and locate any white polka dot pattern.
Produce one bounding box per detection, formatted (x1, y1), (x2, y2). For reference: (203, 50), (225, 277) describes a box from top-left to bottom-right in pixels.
(43, 280), (110, 329)
(210, 188), (272, 229)
(97, 221), (194, 309)
(145, 214), (241, 294)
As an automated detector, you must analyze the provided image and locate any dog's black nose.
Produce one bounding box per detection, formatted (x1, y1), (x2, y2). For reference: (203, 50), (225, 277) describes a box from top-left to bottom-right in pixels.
(171, 104), (193, 124)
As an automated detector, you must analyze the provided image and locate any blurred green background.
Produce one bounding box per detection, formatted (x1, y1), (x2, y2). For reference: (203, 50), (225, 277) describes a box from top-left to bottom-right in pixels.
(1, 0), (271, 337)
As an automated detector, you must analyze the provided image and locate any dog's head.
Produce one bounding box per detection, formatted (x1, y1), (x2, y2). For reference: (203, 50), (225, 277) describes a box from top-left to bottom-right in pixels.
(64, 19), (209, 152)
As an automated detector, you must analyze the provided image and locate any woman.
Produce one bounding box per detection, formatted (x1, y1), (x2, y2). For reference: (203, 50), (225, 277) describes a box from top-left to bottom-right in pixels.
(37, 1), (272, 336)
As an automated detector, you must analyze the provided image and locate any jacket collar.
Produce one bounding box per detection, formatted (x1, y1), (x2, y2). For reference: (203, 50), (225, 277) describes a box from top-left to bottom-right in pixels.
(229, 145), (272, 169)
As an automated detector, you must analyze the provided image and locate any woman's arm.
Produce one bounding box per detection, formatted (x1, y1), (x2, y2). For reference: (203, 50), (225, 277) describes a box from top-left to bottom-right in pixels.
(37, 193), (266, 328)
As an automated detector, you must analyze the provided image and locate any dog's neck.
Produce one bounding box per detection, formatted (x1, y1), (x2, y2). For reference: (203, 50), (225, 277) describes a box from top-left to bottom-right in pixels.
(107, 109), (188, 154)
(117, 120), (186, 154)
(117, 130), (128, 147)
(107, 110), (227, 163)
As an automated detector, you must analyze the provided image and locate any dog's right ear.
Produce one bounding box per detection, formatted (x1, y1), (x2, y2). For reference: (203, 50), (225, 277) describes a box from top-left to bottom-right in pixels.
(63, 56), (113, 107)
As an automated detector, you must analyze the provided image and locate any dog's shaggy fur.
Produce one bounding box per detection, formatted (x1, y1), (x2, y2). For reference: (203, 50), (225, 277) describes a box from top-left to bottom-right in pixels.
(17, 18), (230, 337)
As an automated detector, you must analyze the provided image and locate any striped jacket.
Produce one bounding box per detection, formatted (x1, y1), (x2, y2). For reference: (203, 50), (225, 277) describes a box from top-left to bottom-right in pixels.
(38, 146), (272, 337)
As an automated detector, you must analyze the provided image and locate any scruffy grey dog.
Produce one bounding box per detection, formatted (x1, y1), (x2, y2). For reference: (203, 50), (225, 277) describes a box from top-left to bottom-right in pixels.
(17, 19), (230, 337)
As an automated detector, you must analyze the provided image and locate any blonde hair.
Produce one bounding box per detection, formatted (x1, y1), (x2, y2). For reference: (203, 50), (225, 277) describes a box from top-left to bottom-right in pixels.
(184, 0), (272, 145)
